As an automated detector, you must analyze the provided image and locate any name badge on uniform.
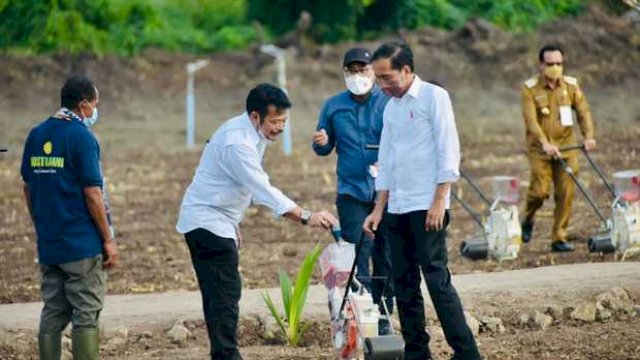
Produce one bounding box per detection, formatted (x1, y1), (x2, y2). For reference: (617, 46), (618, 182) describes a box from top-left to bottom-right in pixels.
(559, 106), (573, 126)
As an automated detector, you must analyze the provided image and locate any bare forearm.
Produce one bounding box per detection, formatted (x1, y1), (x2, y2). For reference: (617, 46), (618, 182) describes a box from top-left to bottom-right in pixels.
(373, 190), (389, 214)
(284, 206), (337, 229)
(83, 186), (113, 244)
(434, 183), (451, 201)
(283, 206), (304, 223)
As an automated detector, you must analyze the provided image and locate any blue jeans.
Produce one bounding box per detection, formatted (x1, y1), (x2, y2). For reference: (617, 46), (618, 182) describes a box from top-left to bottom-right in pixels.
(336, 194), (394, 315)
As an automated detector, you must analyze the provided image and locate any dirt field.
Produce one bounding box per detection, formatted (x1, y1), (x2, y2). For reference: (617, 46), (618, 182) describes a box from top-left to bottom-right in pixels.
(1, 5), (639, 359)
(1, 264), (640, 359)
(1, 315), (639, 359)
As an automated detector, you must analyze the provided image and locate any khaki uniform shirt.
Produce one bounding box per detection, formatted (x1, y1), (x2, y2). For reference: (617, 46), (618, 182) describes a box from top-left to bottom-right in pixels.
(521, 74), (594, 154)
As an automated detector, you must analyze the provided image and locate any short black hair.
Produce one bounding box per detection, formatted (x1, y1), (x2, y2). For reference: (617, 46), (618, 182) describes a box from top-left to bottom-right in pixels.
(246, 83), (291, 119)
(538, 45), (564, 62)
(61, 74), (96, 109)
(372, 41), (414, 72)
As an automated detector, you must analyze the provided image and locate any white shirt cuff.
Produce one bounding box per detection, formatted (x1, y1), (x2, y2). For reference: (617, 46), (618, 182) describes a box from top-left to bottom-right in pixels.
(437, 170), (459, 184)
(274, 200), (298, 217)
(375, 176), (389, 191)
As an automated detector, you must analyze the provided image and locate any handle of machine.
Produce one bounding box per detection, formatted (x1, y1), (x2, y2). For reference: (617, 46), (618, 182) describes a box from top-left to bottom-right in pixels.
(552, 144), (617, 200)
(451, 188), (485, 229)
(580, 148), (617, 200)
(330, 223), (342, 243)
(459, 169), (493, 207)
(338, 226), (368, 317)
(554, 153), (610, 229)
(539, 144), (583, 156)
(0, 147), (7, 153)
(558, 144), (584, 152)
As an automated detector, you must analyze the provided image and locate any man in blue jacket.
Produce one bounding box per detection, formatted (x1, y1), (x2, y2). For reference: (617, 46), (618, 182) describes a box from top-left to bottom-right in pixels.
(312, 47), (394, 335)
(21, 75), (118, 360)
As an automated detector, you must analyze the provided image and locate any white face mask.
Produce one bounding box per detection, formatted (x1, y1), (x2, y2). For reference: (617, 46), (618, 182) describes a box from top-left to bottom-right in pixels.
(345, 74), (374, 95)
(258, 126), (273, 143)
(83, 107), (99, 127)
(254, 120), (274, 144)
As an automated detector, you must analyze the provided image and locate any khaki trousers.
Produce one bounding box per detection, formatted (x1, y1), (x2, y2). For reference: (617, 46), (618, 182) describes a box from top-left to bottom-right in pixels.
(524, 154), (579, 242)
(39, 255), (105, 334)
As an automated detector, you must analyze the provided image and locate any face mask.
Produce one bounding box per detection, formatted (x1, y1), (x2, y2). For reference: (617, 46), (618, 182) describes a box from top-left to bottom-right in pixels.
(258, 126), (273, 143)
(544, 65), (563, 81)
(254, 120), (274, 144)
(345, 74), (374, 95)
(83, 107), (99, 127)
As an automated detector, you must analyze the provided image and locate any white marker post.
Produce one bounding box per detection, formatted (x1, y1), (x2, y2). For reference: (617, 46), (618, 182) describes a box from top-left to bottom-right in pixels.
(622, 0), (639, 11)
(185, 59), (209, 149)
(260, 44), (292, 156)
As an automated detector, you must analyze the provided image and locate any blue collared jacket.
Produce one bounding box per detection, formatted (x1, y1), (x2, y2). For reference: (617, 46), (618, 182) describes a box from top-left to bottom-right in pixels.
(313, 86), (390, 203)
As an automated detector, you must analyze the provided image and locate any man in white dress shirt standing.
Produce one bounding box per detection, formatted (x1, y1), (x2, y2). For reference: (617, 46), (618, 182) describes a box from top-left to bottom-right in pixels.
(177, 83), (337, 360)
(364, 42), (481, 360)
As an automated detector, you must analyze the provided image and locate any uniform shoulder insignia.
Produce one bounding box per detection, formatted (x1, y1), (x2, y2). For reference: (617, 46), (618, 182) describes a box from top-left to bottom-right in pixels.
(563, 75), (578, 85)
(524, 77), (538, 88)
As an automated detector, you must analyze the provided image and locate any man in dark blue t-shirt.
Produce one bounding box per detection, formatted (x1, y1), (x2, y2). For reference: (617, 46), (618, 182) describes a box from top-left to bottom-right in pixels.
(21, 74), (118, 360)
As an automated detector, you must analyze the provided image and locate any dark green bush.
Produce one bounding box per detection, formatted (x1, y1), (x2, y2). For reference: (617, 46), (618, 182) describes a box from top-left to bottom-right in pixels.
(0, 0), (257, 55)
(0, 0), (592, 56)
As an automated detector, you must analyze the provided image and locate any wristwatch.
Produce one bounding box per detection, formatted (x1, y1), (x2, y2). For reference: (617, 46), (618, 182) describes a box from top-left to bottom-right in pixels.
(300, 210), (312, 225)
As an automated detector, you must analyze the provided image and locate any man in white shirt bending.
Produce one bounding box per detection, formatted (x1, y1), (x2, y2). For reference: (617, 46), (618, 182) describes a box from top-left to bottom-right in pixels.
(364, 42), (482, 360)
(177, 83), (337, 360)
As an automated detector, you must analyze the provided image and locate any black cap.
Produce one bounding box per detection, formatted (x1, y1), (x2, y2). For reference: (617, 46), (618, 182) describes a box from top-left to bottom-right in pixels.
(343, 47), (371, 67)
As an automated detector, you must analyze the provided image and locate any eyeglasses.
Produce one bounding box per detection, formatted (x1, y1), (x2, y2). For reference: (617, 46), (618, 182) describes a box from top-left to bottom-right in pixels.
(266, 118), (287, 128)
(344, 66), (370, 76)
(375, 76), (393, 86)
(544, 62), (563, 67)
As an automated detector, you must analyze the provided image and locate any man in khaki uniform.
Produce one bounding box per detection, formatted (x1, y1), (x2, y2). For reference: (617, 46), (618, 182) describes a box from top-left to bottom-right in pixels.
(521, 45), (596, 252)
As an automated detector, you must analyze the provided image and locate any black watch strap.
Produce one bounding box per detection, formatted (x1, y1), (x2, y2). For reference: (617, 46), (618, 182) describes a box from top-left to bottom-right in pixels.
(300, 210), (312, 225)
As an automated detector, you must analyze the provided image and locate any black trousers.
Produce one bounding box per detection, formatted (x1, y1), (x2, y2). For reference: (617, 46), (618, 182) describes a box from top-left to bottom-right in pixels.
(185, 228), (243, 360)
(336, 194), (394, 315)
(386, 210), (481, 360)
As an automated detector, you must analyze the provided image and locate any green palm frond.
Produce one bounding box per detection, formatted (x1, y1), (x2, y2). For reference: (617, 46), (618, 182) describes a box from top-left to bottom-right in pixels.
(261, 243), (323, 346)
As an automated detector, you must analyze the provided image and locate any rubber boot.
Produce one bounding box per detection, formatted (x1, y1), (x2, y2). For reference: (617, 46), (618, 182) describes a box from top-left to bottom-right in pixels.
(71, 328), (100, 360)
(38, 332), (62, 360)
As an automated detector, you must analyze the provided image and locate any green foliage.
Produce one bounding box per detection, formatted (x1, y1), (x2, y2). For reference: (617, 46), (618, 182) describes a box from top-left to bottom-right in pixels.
(450, 0), (586, 31)
(262, 244), (322, 346)
(250, 0), (591, 43)
(0, 0), (593, 55)
(246, 0), (362, 43)
(309, 0), (362, 43)
(0, 0), (256, 55)
(410, 0), (468, 30)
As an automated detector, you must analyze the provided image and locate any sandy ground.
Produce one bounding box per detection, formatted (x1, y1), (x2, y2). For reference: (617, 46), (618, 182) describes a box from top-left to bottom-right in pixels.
(1, 262), (639, 359)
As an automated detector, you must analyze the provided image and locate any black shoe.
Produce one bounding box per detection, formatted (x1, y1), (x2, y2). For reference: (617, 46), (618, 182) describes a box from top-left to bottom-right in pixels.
(378, 318), (392, 336)
(551, 241), (575, 252)
(451, 351), (483, 360)
(521, 221), (534, 243)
